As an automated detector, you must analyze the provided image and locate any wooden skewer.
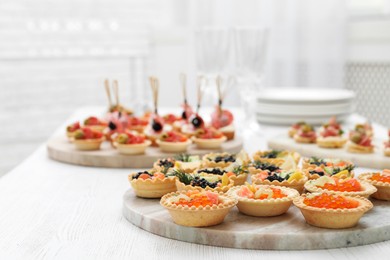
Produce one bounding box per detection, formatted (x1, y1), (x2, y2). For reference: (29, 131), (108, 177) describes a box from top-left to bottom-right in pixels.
(149, 76), (159, 114)
(104, 79), (112, 108)
(180, 73), (187, 105)
(196, 75), (204, 113)
(216, 75), (223, 109)
(113, 80), (119, 107)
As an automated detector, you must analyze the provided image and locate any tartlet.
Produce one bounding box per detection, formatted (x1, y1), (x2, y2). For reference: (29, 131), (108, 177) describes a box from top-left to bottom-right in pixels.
(202, 150), (250, 168)
(293, 192), (373, 229)
(174, 171), (234, 193)
(302, 157), (355, 170)
(358, 170), (390, 200)
(304, 176), (377, 198)
(156, 131), (191, 153)
(252, 150), (300, 166)
(251, 169), (307, 193)
(160, 190), (237, 227)
(72, 127), (105, 151)
(153, 158), (176, 172)
(128, 170), (176, 198)
(288, 121), (306, 138)
(192, 128), (227, 149)
(83, 116), (108, 132)
(66, 121), (80, 140)
(248, 161), (281, 175)
(316, 117), (346, 148)
(196, 166), (248, 186)
(228, 184), (299, 217)
(127, 116), (149, 133)
(210, 106), (235, 140)
(113, 132), (151, 155)
(347, 124), (374, 153)
(172, 154), (201, 173)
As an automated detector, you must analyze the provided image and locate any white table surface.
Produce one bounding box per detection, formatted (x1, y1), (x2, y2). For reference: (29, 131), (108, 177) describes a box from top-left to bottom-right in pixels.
(0, 106), (389, 260)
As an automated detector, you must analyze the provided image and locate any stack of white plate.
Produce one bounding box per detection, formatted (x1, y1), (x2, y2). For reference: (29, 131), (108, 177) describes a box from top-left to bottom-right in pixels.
(255, 88), (355, 125)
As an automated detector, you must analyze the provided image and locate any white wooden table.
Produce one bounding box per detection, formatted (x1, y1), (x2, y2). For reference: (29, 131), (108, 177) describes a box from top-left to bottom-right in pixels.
(0, 107), (389, 260)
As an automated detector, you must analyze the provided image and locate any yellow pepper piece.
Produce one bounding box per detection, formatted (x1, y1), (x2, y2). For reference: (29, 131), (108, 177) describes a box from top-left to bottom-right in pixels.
(287, 171), (303, 183)
(221, 174), (229, 186)
(333, 170), (350, 179)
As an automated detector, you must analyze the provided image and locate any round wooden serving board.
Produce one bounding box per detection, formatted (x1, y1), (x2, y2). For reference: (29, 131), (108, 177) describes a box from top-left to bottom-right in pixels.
(122, 189), (390, 250)
(47, 136), (243, 168)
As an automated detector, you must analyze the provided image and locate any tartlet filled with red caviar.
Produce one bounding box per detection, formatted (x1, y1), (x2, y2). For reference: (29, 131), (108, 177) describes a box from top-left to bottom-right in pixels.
(72, 127), (105, 151)
(66, 121), (81, 139)
(156, 131), (191, 153)
(302, 157), (355, 170)
(294, 123), (316, 143)
(192, 127), (227, 149)
(304, 176), (377, 198)
(128, 170), (176, 198)
(228, 184), (299, 217)
(160, 190), (237, 227)
(84, 116), (108, 132)
(174, 170), (233, 193)
(113, 131), (151, 155)
(293, 192), (373, 229)
(359, 169), (390, 200)
(302, 157), (355, 180)
(317, 116), (347, 148)
(251, 169), (307, 194)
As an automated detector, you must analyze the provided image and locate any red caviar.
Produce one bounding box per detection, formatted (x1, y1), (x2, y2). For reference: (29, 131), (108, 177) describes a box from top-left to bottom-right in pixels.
(321, 178), (361, 192)
(303, 193), (359, 209)
(370, 173), (390, 183)
(173, 190), (219, 207)
(256, 188), (287, 200)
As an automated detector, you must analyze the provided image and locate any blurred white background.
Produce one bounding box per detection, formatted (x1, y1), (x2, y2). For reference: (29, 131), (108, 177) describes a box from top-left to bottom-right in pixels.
(1, 0), (390, 176)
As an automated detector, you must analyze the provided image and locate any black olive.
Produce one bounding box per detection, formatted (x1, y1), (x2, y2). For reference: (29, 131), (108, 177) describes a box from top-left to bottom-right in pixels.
(191, 115), (204, 128)
(152, 120), (163, 131)
(108, 121), (117, 130)
(181, 111), (187, 120)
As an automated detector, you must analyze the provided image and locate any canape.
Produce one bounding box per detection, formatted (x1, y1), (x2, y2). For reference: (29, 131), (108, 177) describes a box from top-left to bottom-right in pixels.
(113, 131), (151, 155)
(127, 116), (149, 133)
(293, 192), (373, 229)
(347, 124), (374, 153)
(304, 176), (377, 198)
(293, 123), (316, 143)
(302, 157), (355, 180)
(83, 116), (108, 132)
(384, 130), (390, 156)
(128, 170), (176, 198)
(228, 184), (299, 217)
(196, 165), (248, 186)
(202, 150), (250, 168)
(192, 127), (227, 149)
(160, 190), (236, 227)
(174, 170), (233, 193)
(172, 154), (201, 173)
(72, 127), (105, 151)
(252, 150), (301, 166)
(317, 117), (347, 148)
(251, 169), (307, 193)
(359, 169), (390, 200)
(248, 161), (281, 175)
(288, 121), (306, 138)
(153, 158), (176, 172)
(156, 131), (191, 153)
(302, 157), (355, 170)
(66, 121), (80, 139)
(211, 107), (235, 140)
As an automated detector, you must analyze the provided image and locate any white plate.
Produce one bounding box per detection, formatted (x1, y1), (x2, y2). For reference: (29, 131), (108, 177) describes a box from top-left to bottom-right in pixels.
(256, 88), (355, 104)
(256, 113), (349, 125)
(255, 103), (355, 116)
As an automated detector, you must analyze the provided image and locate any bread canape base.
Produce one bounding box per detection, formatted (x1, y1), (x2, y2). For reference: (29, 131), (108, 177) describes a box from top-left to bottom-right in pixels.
(294, 135), (316, 144)
(160, 191), (237, 227)
(359, 173), (390, 201)
(304, 179), (377, 198)
(192, 136), (227, 149)
(251, 175), (307, 194)
(347, 141), (374, 154)
(72, 138), (105, 151)
(317, 136), (347, 149)
(114, 140), (151, 155)
(156, 140), (191, 153)
(129, 175), (176, 198)
(293, 193), (373, 229)
(228, 185), (299, 217)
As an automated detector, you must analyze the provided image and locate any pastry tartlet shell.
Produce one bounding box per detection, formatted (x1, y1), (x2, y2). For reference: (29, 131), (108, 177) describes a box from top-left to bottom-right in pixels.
(251, 174), (307, 194)
(192, 136), (227, 149)
(293, 193), (373, 229)
(160, 190), (237, 227)
(304, 179), (377, 198)
(156, 139), (192, 153)
(114, 140), (151, 155)
(359, 173), (390, 201)
(228, 185), (299, 217)
(175, 178), (234, 193)
(129, 174), (177, 198)
(72, 137), (105, 151)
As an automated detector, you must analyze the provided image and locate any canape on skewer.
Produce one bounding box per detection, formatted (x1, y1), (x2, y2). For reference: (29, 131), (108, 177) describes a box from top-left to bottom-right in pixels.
(192, 127), (227, 149)
(72, 127), (105, 151)
(173, 74), (194, 132)
(156, 131), (192, 153)
(113, 131), (151, 155)
(104, 79), (133, 115)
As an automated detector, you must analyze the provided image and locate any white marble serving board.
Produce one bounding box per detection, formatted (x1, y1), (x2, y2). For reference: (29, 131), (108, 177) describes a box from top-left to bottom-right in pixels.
(268, 134), (390, 169)
(122, 189), (390, 250)
(47, 136), (243, 168)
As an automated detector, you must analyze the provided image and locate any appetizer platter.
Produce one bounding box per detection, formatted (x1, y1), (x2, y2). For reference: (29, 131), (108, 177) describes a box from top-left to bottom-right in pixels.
(47, 76), (243, 168)
(268, 118), (390, 169)
(122, 149), (390, 250)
